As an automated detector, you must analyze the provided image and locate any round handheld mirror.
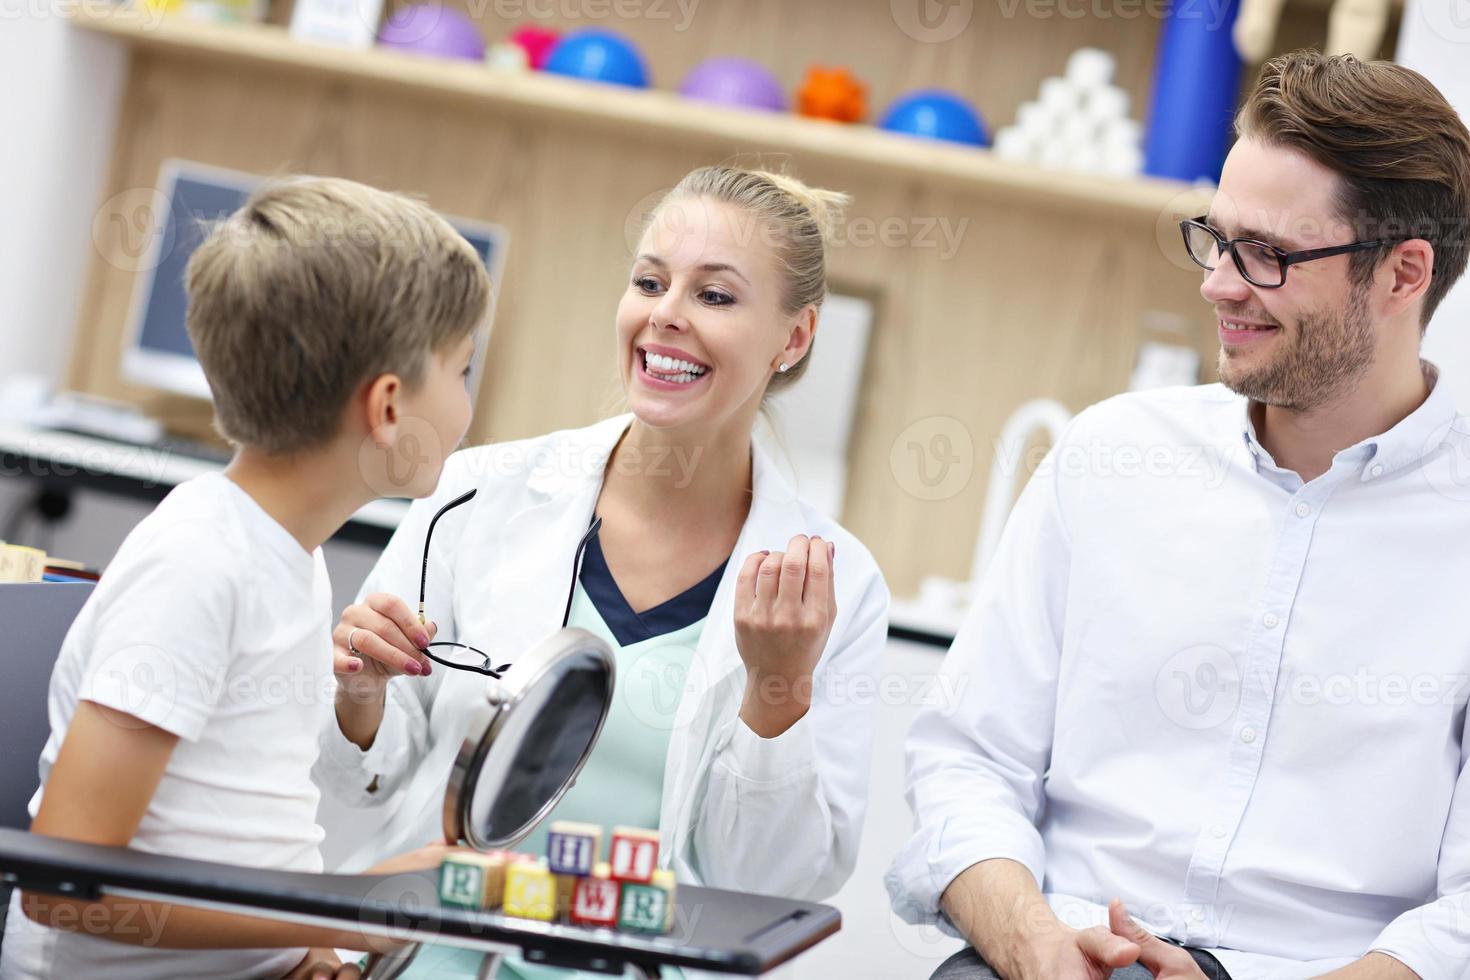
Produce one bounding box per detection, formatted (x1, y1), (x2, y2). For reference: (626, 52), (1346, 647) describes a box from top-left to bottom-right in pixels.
(442, 626), (616, 851)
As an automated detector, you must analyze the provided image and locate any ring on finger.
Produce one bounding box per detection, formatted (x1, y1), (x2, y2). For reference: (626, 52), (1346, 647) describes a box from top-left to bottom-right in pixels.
(347, 627), (365, 656)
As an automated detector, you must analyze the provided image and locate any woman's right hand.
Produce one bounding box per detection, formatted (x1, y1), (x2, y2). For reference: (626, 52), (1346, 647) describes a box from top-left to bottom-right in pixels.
(332, 593), (438, 692)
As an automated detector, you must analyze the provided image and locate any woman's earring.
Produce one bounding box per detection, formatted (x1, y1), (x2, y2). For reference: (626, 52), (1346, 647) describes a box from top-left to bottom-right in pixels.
(778, 363), (790, 373)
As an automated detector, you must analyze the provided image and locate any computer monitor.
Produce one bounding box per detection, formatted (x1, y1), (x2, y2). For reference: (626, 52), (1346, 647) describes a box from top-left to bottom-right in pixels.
(121, 159), (507, 404)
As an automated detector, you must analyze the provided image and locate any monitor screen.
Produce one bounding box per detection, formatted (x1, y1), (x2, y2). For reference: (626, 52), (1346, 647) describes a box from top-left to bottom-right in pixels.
(121, 160), (506, 403)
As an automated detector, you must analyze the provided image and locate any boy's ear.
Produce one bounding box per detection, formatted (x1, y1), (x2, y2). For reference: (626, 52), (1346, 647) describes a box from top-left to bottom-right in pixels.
(364, 373), (403, 446)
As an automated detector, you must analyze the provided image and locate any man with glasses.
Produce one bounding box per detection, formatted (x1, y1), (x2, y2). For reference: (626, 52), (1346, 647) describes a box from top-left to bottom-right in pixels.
(889, 51), (1470, 980)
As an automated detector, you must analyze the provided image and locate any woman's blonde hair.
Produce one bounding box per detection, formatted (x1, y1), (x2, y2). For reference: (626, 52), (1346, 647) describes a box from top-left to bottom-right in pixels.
(652, 165), (850, 393)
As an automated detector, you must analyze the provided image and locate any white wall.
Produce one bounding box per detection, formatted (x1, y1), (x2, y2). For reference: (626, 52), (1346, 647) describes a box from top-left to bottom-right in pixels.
(0, 10), (127, 386)
(1398, 0), (1470, 403)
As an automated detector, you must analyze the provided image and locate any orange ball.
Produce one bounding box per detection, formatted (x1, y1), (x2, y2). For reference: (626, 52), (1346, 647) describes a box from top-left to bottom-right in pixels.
(797, 66), (868, 123)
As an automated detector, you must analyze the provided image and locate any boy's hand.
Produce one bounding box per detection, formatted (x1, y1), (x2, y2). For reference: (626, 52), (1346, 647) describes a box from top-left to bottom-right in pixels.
(282, 947), (361, 979)
(332, 593), (436, 689)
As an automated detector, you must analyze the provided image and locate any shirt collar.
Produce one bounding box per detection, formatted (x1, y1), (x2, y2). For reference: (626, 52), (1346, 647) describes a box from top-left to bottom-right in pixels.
(1236, 361), (1459, 482)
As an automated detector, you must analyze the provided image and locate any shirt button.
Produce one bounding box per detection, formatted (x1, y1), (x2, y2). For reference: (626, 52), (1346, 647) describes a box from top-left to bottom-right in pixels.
(1189, 908), (1206, 923)
(1369, 464), (1384, 478)
(1263, 612), (1280, 629)
(1211, 824), (1227, 839)
(1240, 726), (1258, 743)
(1294, 502), (1311, 517)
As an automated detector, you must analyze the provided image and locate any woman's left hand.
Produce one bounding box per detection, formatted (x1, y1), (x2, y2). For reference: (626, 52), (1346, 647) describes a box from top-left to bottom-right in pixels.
(733, 534), (838, 737)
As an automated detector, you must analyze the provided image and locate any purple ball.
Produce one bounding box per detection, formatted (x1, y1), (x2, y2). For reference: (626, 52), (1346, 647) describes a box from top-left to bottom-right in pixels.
(378, 4), (485, 62)
(679, 57), (786, 112)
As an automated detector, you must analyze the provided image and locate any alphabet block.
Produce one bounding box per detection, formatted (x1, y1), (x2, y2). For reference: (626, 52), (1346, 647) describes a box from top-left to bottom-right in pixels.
(437, 852), (508, 910)
(608, 827), (660, 884)
(569, 862), (621, 928)
(503, 859), (556, 921)
(617, 874), (674, 935)
(546, 820), (603, 877)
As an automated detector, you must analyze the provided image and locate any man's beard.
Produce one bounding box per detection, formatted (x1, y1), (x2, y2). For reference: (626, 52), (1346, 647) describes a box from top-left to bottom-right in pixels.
(1216, 286), (1376, 412)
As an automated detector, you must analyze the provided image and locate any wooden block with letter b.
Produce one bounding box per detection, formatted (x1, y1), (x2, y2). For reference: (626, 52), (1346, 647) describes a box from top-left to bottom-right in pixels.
(569, 862), (621, 928)
(503, 858), (557, 921)
(437, 852), (508, 910)
(546, 820), (603, 877)
(608, 826), (659, 884)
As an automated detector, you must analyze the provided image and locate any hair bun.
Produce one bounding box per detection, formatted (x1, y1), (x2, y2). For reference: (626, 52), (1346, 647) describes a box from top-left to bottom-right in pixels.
(754, 170), (851, 244)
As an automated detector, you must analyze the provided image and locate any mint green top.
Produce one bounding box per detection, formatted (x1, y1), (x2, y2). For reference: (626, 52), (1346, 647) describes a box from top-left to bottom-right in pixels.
(392, 571), (708, 980)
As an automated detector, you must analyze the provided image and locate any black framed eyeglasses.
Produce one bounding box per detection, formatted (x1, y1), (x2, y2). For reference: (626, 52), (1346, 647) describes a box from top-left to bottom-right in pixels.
(417, 489), (602, 679)
(1180, 216), (1395, 288)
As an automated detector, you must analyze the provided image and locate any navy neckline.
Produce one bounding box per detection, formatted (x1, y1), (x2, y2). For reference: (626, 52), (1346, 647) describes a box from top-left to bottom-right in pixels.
(578, 525), (728, 647)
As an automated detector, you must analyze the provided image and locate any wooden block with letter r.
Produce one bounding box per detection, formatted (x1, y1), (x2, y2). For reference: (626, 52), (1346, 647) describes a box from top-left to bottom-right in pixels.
(617, 868), (675, 935)
(437, 852), (508, 910)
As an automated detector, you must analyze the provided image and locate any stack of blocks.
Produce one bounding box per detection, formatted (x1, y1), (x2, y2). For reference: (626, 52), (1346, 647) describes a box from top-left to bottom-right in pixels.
(437, 822), (675, 935)
(991, 47), (1144, 178)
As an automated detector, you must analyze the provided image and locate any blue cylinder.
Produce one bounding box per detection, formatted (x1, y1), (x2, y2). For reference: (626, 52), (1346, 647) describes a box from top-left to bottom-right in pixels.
(1144, 0), (1242, 183)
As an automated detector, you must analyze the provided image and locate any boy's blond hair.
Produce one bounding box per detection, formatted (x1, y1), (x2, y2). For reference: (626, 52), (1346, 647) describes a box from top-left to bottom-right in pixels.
(185, 176), (492, 454)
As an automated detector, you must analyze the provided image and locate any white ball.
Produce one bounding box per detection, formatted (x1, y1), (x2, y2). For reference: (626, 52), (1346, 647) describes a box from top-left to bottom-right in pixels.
(1015, 100), (1058, 138)
(1039, 76), (1081, 114)
(1103, 144), (1145, 177)
(993, 126), (1034, 162)
(1065, 47), (1115, 88)
(486, 42), (529, 73)
(1082, 85), (1131, 121)
(1060, 113), (1099, 146)
(1038, 140), (1073, 170)
(1100, 117), (1143, 149)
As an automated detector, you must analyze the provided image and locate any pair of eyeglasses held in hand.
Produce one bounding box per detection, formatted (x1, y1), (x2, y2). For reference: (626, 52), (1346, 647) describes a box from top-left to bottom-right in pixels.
(417, 489), (602, 679)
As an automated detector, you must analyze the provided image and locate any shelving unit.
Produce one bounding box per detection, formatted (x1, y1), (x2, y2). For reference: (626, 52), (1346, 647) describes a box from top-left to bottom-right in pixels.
(69, 8), (1214, 219)
(66, 0), (1374, 595)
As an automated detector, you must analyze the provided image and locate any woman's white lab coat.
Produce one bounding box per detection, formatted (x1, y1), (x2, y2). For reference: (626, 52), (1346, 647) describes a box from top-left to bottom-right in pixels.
(314, 415), (890, 901)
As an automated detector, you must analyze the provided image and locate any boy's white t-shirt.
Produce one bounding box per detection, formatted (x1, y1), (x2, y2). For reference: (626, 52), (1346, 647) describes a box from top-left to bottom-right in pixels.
(0, 472), (335, 980)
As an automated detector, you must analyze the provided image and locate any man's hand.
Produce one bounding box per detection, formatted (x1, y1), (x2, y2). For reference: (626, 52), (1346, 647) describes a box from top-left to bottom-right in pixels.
(942, 859), (1142, 980)
(1020, 922), (1142, 980)
(1105, 899), (1209, 979)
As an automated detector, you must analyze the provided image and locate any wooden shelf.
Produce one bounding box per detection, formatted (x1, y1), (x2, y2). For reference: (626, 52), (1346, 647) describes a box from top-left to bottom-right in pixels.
(71, 7), (1213, 219)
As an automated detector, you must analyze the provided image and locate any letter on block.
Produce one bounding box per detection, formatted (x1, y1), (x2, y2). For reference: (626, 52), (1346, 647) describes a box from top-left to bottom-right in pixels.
(503, 860), (556, 922)
(546, 820), (602, 877)
(569, 863), (621, 928)
(609, 827), (660, 884)
(438, 852), (508, 910)
(618, 879), (672, 935)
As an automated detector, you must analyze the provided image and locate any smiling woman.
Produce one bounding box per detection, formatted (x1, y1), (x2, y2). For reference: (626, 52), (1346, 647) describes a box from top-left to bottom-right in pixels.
(315, 166), (891, 979)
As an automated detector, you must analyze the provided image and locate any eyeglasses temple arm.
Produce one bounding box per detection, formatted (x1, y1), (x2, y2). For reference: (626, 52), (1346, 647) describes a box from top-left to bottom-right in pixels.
(562, 516), (603, 629)
(419, 489), (478, 626)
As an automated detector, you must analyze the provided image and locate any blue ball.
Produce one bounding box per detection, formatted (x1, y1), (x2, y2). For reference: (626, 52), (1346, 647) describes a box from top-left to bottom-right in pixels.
(879, 90), (989, 146)
(544, 29), (649, 88)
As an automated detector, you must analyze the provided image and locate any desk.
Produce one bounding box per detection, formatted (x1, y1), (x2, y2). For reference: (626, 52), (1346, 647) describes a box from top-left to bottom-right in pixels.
(0, 419), (408, 548)
(0, 828), (839, 976)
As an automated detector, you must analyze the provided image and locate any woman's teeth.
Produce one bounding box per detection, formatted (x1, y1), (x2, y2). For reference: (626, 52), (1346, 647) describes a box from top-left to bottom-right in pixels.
(643, 350), (708, 384)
